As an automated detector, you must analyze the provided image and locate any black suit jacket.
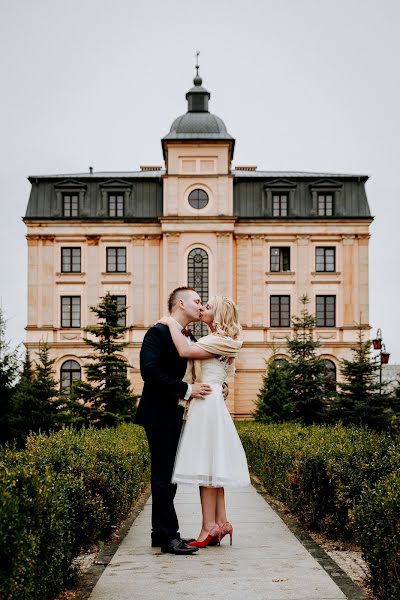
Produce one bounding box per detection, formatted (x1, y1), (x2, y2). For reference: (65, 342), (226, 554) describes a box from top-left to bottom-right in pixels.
(135, 323), (190, 427)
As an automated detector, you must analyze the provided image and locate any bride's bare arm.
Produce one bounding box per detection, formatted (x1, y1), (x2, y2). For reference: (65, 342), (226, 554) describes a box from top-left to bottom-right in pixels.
(157, 316), (215, 359)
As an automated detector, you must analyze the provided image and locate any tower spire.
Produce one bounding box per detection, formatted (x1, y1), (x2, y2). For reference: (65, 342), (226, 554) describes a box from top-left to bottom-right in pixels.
(194, 50), (202, 86)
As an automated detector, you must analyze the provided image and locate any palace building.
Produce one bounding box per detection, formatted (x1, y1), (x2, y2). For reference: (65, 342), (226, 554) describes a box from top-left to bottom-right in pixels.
(24, 70), (373, 417)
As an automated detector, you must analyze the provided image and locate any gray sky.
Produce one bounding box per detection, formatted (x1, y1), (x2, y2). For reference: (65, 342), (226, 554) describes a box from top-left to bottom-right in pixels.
(1, 0), (399, 362)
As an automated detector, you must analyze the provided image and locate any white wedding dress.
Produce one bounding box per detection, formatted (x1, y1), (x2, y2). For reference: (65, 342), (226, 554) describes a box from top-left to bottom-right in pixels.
(172, 356), (250, 488)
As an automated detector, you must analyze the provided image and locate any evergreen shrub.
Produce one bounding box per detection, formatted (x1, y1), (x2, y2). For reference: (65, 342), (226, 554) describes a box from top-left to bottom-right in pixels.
(237, 422), (400, 599)
(353, 470), (400, 600)
(237, 422), (397, 537)
(0, 424), (150, 600)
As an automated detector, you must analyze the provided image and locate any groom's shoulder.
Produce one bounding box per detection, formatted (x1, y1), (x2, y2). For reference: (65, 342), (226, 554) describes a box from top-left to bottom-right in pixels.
(144, 323), (169, 340)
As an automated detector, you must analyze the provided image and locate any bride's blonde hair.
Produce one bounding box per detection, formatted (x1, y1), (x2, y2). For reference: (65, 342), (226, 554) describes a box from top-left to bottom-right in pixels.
(209, 296), (242, 340)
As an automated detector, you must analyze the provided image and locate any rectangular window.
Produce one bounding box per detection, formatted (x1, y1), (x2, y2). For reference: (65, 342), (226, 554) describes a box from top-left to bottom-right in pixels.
(270, 295), (290, 327)
(113, 295), (127, 326)
(108, 193), (124, 217)
(315, 247), (336, 272)
(63, 194), (79, 217)
(61, 247), (81, 273)
(61, 296), (81, 328)
(316, 295), (336, 327)
(317, 193), (334, 216)
(272, 193), (288, 217)
(270, 247), (290, 272)
(106, 247), (126, 272)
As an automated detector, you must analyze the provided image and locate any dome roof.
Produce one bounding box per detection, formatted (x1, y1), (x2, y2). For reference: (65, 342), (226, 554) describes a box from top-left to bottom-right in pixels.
(162, 71), (234, 144)
(167, 112), (230, 137)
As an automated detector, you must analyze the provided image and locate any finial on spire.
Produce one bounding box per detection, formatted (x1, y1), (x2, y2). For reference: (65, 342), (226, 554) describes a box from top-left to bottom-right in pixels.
(194, 50), (202, 85)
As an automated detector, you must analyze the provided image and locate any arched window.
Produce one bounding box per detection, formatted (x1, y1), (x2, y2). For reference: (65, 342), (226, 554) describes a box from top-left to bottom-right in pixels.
(274, 358), (289, 369)
(323, 359), (337, 390)
(60, 360), (81, 394)
(188, 189), (209, 210)
(187, 248), (209, 338)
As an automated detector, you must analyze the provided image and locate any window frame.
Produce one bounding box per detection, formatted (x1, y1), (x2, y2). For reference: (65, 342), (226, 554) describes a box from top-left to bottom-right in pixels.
(61, 247), (81, 273)
(188, 189), (209, 210)
(270, 295), (291, 327)
(272, 193), (289, 217)
(106, 247), (127, 273)
(61, 296), (81, 328)
(270, 247), (291, 272)
(315, 247), (336, 272)
(112, 295), (127, 327)
(317, 193), (334, 217)
(316, 295), (336, 327)
(108, 193), (125, 217)
(62, 193), (79, 217)
(60, 360), (81, 394)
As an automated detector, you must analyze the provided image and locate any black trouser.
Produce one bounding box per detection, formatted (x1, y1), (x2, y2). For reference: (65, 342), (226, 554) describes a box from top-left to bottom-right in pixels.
(144, 418), (183, 544)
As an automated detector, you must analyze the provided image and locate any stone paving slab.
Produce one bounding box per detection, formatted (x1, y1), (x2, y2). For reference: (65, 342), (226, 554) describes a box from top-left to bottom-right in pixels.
(88, 485), (349, 600)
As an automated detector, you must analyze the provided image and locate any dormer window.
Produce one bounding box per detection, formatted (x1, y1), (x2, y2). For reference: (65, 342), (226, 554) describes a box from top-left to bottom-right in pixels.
(318, 193), (334, 216)
(108, 193), (124, 217)
(272, 193), (288, 217)
(264, 179), (297, 218)
(63, 193), (79, 217)
(310, 180), (342, 218)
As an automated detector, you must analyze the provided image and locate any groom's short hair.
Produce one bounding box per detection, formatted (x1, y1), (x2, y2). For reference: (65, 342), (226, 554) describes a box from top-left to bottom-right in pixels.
(168, 287), (196, 313)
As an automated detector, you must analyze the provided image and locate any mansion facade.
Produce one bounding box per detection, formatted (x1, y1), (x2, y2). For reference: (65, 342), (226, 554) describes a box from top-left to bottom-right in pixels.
(24, 72), (373, 417)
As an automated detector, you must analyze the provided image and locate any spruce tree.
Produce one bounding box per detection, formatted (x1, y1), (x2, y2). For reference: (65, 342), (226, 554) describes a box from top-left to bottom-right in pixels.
(286, 295), (328, 424)
(332, 326), (390, 430)
(70, 293), (136, 427)
(254, 348), (292, 423)
(0, 308), (20, 444)
(9, 344), (62, 445)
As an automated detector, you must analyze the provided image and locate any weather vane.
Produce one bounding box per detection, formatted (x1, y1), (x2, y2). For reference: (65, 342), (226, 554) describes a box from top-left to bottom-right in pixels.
(195, 50), (200, 76)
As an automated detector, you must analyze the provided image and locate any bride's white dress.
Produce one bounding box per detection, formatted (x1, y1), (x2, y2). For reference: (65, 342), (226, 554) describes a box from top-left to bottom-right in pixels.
(172, 357), (250, 488)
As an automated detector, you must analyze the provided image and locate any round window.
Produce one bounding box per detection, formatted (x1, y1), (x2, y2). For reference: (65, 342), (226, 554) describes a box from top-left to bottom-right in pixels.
(188, 189), (209, 209)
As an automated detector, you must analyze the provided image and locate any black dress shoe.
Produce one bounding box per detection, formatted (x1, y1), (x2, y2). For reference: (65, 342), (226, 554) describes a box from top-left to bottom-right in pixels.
(160, 538), (199, 555)
(151, 535), (195, 547)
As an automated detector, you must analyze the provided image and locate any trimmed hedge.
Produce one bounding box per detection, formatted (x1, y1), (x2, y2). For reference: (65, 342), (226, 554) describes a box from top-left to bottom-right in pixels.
(237, 422), (400, 599)
(0, 424), (150, 600)
(353, 471), (400, 600)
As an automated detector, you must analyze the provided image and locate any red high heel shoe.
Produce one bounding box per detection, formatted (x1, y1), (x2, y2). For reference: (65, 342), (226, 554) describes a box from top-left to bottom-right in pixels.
(219, 521), (233, 545)
(188, 525), (221, 548)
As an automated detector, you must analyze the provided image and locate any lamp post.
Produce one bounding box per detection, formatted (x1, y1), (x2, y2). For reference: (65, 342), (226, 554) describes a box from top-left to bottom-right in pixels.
(372, 328), (391, 394)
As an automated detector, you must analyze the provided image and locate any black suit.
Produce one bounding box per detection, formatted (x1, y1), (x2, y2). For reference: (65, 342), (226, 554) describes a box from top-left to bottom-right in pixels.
(135, 323), (190, 543)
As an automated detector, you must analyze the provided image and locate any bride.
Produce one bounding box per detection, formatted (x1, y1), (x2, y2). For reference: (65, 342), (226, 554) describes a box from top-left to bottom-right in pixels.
(159, 295), (250, 547)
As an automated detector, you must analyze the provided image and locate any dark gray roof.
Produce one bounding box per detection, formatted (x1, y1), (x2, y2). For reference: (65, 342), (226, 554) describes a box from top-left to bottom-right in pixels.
(164, 112), (233, 140)
(28, 169), (369, 181)
(28, 170), (165, 180)
(233, 170), (369, 180)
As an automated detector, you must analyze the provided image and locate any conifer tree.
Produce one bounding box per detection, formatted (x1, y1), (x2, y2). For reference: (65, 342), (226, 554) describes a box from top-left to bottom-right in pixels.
(70, 293), (137, 427)
(332, 326), (391, 430)
(254, 347), (292, 423)
(9, 344), (62, 445)
(0, 308), (20, 444)
(286, 295), (328, 424)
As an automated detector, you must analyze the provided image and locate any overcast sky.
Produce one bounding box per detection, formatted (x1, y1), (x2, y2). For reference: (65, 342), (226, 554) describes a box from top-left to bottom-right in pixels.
(1, 0), (399, 362)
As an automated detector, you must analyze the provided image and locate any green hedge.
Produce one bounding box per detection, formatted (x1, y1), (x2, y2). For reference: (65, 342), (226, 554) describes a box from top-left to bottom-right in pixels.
(237, 422), (400, 599)
(353, 471), (400, 600)
(0, 424), (150, 600)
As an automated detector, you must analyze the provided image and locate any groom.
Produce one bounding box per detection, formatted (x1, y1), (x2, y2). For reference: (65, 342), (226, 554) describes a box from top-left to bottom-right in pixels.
(135, 287), (212, 555)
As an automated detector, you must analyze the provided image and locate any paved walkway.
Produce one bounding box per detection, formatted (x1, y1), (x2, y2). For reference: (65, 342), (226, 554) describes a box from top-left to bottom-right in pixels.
(88, 485), (352, 600)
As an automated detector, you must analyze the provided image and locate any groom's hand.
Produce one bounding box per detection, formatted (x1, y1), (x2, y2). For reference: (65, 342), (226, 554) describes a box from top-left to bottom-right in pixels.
(222, 383), (229, 400)
(191, 383), (212, 399)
